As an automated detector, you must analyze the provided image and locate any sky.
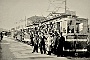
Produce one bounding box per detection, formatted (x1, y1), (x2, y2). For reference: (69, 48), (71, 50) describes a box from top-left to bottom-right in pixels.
(0, 0), (90, 30)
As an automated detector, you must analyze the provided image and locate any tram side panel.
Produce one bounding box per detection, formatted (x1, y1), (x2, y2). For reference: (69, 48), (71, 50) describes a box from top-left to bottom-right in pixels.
(58, 19), (89, 56)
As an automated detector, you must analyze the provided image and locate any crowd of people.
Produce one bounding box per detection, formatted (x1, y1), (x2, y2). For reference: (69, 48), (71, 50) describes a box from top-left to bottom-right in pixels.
(29, 29), (65, 57)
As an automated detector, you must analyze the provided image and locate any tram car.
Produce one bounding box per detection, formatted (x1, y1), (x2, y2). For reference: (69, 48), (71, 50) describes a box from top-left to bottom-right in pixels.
(61, 18), (88, 56)
(41, 12), (89, 56)
(13, 12), (89, 56)
(22, 28), (30, 44)
(14, 29), (24, 42)
(15, 28), (32, 44)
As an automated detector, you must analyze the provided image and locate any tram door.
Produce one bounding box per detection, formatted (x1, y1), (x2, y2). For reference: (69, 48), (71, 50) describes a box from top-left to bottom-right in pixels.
(60, 21), (67, 37)
(55, 21), (67, 35)
(56, 22), (60, 33)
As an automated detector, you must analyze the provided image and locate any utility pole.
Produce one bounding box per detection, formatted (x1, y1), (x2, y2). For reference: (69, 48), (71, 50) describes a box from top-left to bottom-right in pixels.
(65, 0), (67, 13)
(25, 16), (27, 27)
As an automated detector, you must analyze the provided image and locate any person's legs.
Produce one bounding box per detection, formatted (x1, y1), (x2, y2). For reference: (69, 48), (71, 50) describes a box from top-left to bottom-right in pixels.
(32, 44), (36, 53)
(1, 37), (2, 40)
(43, 44), (46, 54)
(40, 44), (43, 54)
(57, 47), (60, 56)
(57, 46), (63, 57)
(53, 45), (57, 55)
(36, 44), (38, 53)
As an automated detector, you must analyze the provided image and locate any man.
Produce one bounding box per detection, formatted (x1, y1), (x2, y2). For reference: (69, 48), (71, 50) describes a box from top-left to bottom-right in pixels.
(30, 32), (34, 46)
(40, 32), (47, 54)
(47, 33), (53, 55)
(53, 31), (59, 55)
(57, 32), (65, 57)
(32, 34), (39, 53)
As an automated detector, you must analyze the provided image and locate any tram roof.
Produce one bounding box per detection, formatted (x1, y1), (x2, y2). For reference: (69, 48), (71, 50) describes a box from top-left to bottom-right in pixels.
(41, 13), (78, 23)
(76, 18), (88, 20)
(27, 13), (87, 26)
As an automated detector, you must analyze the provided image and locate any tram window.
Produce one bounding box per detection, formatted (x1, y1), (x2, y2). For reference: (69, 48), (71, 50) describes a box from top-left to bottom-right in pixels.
(57, 22), (60, 32)
(67, 20), (75, 33)
(79, 23), (83, 32)
(71, 28), (74, 33)
(67, 25), (74, 33)
(76, 23), (79, 33)
(67, 26), (70, 33)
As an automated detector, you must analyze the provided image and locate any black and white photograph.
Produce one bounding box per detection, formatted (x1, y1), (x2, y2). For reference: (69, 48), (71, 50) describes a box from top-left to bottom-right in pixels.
(0, 0), (90, 60)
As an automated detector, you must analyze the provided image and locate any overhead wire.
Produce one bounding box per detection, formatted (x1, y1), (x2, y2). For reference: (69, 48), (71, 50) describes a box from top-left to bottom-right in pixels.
(47, 0), (67, 12)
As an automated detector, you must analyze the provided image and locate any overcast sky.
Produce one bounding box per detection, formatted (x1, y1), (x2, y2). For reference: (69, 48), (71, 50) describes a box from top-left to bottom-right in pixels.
(0, 0), (90, 30)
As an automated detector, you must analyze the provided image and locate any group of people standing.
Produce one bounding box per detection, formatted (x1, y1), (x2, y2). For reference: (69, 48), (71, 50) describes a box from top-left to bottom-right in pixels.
(30, 30), (65, 57)
(30, 32), (47, 54)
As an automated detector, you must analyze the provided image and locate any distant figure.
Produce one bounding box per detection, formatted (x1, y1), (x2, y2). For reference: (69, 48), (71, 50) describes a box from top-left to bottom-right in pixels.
(20, 29), (23, 41)
(0, 32), (3, 41)
(57, 32), (65, 57)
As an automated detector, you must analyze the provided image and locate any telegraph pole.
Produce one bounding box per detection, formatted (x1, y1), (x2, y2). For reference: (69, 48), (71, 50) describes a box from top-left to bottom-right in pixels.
(25, 16), (27, 27)
(65, 0), (67, 13)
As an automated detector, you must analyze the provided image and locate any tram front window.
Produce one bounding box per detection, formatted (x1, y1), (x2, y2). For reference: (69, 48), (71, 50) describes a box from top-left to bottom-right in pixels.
(67, 20), (75, 33)
(76, 22), (84, 33)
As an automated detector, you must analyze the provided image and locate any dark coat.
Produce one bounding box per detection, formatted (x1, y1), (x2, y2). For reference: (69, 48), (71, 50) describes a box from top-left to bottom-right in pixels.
(57, 36), (65, 56)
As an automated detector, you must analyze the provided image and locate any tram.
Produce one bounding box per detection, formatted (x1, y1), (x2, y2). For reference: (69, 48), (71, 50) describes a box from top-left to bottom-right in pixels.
(13, 12), (89, 56)
(15, 29), (23, 41)
(42, 12), (89, 56)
